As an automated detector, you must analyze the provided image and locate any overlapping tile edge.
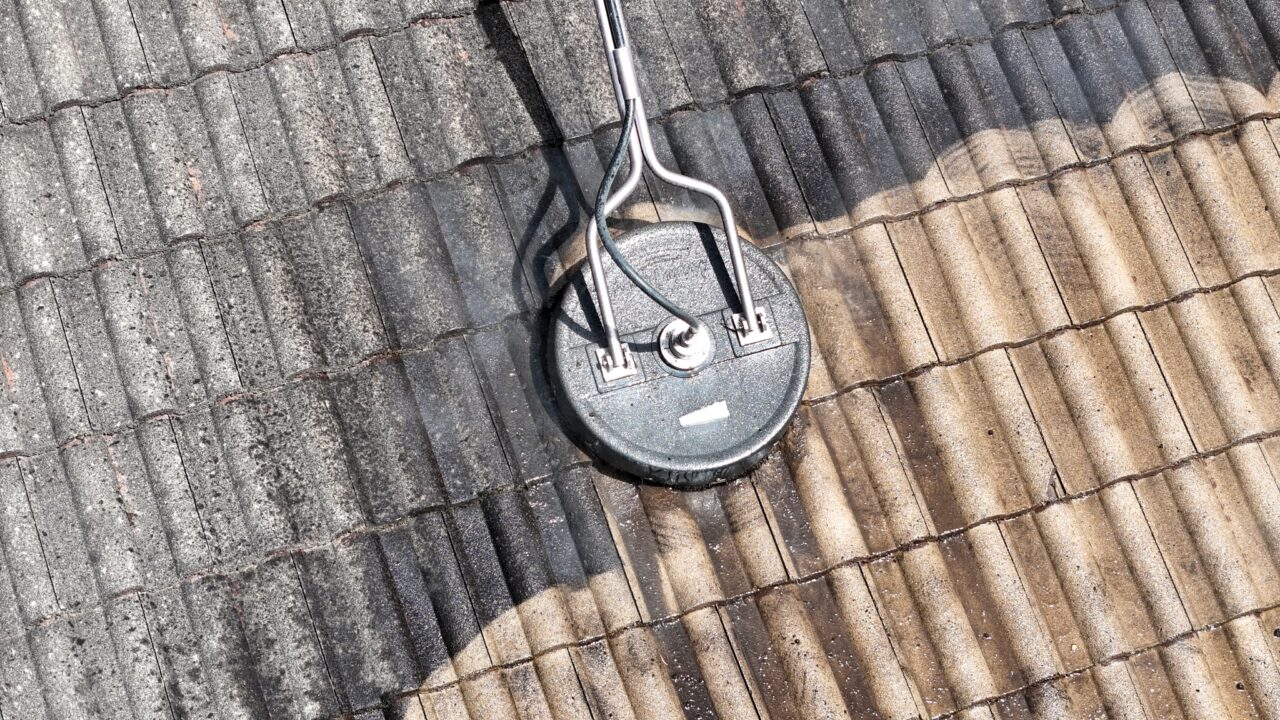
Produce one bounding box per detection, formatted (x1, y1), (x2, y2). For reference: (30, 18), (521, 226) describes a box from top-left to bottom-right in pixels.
(3, 0), (1280, 718)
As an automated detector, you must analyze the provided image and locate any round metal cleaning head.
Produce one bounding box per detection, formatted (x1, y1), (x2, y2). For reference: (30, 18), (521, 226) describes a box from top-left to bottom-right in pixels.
(550, 222), (810, 487)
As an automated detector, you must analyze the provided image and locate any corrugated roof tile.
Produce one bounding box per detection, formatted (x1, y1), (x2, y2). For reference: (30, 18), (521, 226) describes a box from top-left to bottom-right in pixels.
(333, 361), (443, 523)
(0, 0), (1278, 716)
(238, 554), (341, 718)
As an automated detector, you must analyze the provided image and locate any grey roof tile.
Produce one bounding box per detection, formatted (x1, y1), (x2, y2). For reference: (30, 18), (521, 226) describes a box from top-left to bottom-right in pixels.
(1145, 5), (1235, 129)
(335, 39), (414, 187)
(263, 381), (364, 542)
(165, 244), (243, 397)
(203, 236), (284, 388)
(60, 438), (148, 595)
(128, 0), (193, 86)
(0, 458), (59, 623)
(237, 554), (340, 718)
(975, 0), (1051, 30)
(326, 0), (407, 38)
(463, 8), (557, 154)
(105, 594), (171, 719)
(49, 108), (124, 264)
(18, 0), (90, 109)
(488, 146), (589, 298)
(230, 66), (311, 213)
(331, 361), (442, 523)
(590, 477), (673, 621)
(901, 57), (986, 197)
(465, 319), (581, 480)
(728, 94), (813, 238)
(1058, 11), (1175, 150)
(540, 468), (639, 633)
(368, 31), (455, 177)
(406, 22), (490, 167)
(268, 53), (354, 203)
(425, 167), (533, 325)
(846, 0), (927, 60)
(146, 578), (263, 719)
(613, 0), (693, 114)
(349, 184), (469, 347)
(297, 535), (419, 712)
(94, 258), (187, 418)
(213, 395), (304, 551)
(867, 63), (954, 207)
(133, 418), (214, 578)
(378, 527), (456, 688)
(664, 105), (784, 243)
(0, 123), (85, 281)
(168, 406), (254, 567)
(929, 47), (1025, 188)
(241, 224), (325, 376)
(0, 0), (44, 121)
(86, 101), (166, 255)
(502, 0), (627, 138)
(91, 0), (154, 93)
(404, 338), (511, 502)
(20, 278), (99, 440)
(794, 80), (897, 225)
(30, 609), (127, 718)
(23, 451), (99, 610)
(279, 0), (337, 50)
(399, 511), (487, 677)
(0, 290), (56, 454)
(165, 86), (241, 236)
(521, 475), (616, 637)
(170, 0), (264, 72)
(278, 208), (388, 368)
(449, 502), (538, 666)
(1024, 23), (1113, 162)
(0, 608), (47, 718)
(192, 74), (272, 226)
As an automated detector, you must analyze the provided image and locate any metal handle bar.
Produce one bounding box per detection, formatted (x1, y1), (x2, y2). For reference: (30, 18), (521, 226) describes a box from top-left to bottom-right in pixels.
(586, 0), (768, 377)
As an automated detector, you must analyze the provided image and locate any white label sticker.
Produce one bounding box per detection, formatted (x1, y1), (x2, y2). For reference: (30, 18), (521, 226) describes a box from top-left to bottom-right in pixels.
(679, 401), (730, 427)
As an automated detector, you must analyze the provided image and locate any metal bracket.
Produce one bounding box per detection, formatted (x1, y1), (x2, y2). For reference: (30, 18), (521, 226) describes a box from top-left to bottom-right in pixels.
(595, 344), (638, 382)
(734, 308), (773, 346)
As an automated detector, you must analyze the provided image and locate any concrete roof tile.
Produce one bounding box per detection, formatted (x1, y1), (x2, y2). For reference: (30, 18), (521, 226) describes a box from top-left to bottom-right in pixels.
(22, 278), (110, 439)
(230, 67), (312, 212)
(22, 451), (100, 611)
(331, 362), (443, 522)
(0, 459), (58, 624)
(0, 0), (44, 121)
(0, 126), (80, 278)
(0, 0), (1278, 716)
(278, 208), (388, 368)
(0, 291), (55, 454)
(167, 407), (254, 567)
(237, 554), (340, 718)
(240, 225), (326, 377)
(404, 338), (510, 502)
(202, 237), (284, 388)
(349, 184), (470, 346)
(297, 535), (420, 710)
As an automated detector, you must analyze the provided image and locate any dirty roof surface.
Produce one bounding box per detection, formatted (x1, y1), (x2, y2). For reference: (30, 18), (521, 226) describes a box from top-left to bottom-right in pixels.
(2, 0), (1280, 718)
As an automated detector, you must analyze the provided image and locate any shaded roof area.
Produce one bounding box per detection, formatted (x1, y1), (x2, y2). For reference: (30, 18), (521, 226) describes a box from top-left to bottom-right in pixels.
(1, 0), (1280, 718)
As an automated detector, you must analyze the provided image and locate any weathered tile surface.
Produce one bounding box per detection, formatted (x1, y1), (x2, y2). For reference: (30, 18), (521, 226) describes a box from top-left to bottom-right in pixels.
(0, 0), (1279, 718)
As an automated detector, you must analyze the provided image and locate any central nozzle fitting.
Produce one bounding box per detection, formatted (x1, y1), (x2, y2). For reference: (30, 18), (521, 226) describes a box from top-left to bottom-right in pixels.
(658, 319), (712, 371)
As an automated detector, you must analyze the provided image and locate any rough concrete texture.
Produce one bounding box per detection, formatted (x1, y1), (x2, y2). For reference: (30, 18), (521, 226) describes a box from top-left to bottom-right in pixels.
(0, 0), (1280, 718)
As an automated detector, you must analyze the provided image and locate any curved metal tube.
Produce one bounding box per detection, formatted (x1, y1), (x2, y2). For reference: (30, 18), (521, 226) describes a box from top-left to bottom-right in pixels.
(584, 0), (764, 372)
